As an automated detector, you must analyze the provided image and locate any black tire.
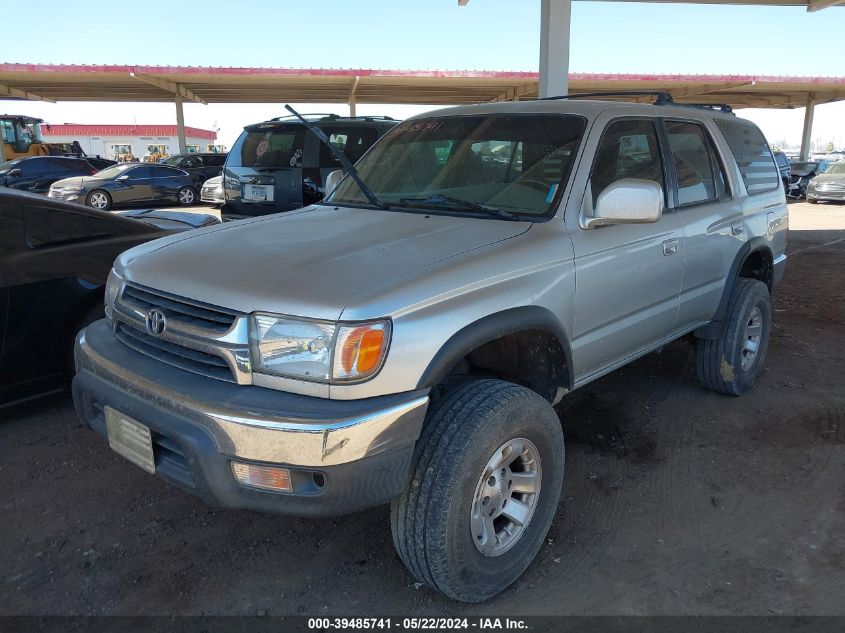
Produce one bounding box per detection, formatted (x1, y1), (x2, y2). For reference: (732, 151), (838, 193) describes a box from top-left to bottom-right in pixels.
(177, 186), (196, 206)
(696, 278), (771, 396)
(86, 189), (112, 210)
(390, 379), (565, 602)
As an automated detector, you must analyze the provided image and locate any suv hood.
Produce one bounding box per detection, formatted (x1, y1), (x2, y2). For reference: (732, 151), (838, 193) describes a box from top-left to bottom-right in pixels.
(119, 205), (530, 320)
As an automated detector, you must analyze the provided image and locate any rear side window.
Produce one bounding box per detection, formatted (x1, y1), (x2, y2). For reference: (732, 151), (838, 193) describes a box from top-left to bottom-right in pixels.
(665, 121), (717, 206)
(715, 120), (779, 195)
(319, 127), (380, 166)
(229, 126), (306, 169)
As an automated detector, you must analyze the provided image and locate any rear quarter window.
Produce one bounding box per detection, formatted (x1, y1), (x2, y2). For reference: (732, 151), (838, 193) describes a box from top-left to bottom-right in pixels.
(715, 119), (779, 195)
(228, 126), (306, 169)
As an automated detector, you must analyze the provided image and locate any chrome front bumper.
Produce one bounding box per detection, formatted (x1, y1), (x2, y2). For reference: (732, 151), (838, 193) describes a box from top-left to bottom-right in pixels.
(74, 320), (428, 468)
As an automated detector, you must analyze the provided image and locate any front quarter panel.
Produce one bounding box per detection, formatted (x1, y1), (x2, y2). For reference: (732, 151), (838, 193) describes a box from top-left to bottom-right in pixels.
(330, 221), (576, 400)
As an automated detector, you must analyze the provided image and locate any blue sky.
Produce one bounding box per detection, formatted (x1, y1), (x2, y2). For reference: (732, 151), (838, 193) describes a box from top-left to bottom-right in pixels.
(6, 0), (845, 147)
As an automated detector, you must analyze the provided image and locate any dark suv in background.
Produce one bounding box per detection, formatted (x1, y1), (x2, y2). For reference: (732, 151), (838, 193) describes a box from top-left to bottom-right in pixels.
(222, 114), (397, 216)
(772, 151), (790, 190)
(161, 153), (227, 187)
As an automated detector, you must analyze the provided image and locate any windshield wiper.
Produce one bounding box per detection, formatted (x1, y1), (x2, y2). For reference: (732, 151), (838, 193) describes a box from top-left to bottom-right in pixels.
(283, 104), (388, 210)
(397, 194), (517, 220)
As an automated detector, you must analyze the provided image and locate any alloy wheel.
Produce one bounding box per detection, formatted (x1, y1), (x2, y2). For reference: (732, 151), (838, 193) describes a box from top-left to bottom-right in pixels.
(741, 306), (763, 371)
(470, 437), (542, 557)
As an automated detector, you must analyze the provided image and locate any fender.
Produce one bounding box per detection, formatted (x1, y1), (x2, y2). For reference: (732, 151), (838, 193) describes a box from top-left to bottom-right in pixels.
(416, 305), (574, 391)
(695, 237), (773, 340)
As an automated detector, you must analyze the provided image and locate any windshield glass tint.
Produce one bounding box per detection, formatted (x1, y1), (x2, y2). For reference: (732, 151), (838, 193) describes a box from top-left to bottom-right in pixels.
(95, 164), (134, 179)
(229, 125), (304, 169)
(790, 162), (818, 173)
(0, 159), (22, 173)
(824, 163), (845, 174)
(327, 114), (586, 216)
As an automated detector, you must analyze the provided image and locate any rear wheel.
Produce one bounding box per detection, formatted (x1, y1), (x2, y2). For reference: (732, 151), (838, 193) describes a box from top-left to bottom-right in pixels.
(696, 278), (772, 396)
(390, 379), (565, 602)
(177, 187), (196, 206)
(86, 190), (111, 210)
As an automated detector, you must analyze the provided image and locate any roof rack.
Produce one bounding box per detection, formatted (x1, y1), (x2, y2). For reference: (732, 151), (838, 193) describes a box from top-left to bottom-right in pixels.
(673, 103), (734, 114)
(539, 91), (737, 114)
(541, 90), (674, 105)
(269, 113), (396, 123)
(270, 113), (341, 121)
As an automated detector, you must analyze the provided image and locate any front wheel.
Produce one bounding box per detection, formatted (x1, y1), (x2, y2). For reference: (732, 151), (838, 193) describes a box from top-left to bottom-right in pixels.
(177, 187), (196, 206)
(390, 379), (565, 602)
(86, 190), (111, 210)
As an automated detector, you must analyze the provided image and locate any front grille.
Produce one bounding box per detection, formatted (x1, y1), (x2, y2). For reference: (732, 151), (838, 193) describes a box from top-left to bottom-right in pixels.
(115, 323), (235, 382)
(122, 285), (236, 333)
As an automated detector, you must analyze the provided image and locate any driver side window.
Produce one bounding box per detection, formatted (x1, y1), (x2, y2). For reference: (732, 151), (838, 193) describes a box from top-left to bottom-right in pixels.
(588, 119), (665, 209)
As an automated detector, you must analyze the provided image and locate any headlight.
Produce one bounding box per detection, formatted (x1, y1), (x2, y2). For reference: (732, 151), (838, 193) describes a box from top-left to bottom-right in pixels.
(249, 314), (390, 383)
(104, 269), (124, 321)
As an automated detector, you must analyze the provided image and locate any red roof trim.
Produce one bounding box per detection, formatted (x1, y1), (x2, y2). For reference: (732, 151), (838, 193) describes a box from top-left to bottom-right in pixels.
(1, 63), (843, 84)
(39, 123), (216, 140)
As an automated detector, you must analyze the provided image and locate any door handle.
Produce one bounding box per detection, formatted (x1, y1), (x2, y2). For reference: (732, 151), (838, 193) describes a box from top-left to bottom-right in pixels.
(662, 238), (679, 256)
(731, 221), (745, 236)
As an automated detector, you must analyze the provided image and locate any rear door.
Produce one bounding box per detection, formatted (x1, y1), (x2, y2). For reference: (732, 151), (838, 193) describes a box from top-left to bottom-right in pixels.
(113, 165), (153, 204)
(661, 118), (744, 330)
(567, 116), (685, 381)
(149, 166), (187, 201)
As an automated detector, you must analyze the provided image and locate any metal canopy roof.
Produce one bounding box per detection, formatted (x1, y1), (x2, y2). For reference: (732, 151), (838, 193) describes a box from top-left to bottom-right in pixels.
(1, 64), (843, 109)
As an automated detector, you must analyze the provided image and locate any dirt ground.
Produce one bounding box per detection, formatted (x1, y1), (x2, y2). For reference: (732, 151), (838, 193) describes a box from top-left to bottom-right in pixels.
(1, 202), (843, 616)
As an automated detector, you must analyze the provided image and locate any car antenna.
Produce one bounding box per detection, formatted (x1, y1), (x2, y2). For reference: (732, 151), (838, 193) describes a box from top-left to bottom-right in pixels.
(283, 104), (388, 209)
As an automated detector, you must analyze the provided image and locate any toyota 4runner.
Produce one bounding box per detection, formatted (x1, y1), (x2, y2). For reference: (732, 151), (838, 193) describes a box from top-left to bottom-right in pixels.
(72, 93), (788, 603)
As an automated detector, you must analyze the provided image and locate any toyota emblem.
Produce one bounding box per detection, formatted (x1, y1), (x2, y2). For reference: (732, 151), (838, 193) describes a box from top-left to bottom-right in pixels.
(145, 308), (167, 336)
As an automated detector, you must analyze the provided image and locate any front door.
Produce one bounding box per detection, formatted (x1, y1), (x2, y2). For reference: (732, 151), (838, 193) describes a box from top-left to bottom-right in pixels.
(567, 116), (685, 382)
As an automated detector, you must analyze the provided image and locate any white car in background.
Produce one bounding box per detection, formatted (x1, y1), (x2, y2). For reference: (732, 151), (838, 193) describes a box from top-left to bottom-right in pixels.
(200, 175), (224, 207)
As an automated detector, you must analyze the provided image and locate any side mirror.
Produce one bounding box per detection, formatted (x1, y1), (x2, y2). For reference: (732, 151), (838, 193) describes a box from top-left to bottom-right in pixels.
(583, 179), (664, 229)
(8, 168), (21, 177)
(324, 169), (344, 195)
(116, 174), (129, 181)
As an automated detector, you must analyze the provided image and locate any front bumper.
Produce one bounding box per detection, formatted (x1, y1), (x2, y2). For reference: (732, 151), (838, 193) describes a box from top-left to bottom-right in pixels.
(72, 320), (429, 517)
(807, 189), (845, 202)
(48, 190), (83, 202)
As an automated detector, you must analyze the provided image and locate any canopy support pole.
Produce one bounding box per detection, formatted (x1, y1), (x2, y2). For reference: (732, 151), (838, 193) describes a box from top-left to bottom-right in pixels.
(799, 96), (816, 161)
(175, 91), (187, 154)
(539, 0), (572, 99)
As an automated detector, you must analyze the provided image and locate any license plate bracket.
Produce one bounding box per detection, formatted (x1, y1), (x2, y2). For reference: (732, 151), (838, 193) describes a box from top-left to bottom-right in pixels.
(105, 407), (155, 474)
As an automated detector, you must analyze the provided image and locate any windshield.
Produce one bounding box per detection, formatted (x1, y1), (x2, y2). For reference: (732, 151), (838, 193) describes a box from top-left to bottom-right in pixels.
(790, 161), (819, 174)
(823, 162), (845, 175)
(94, 164), (135, 179)
(326, 114), (586, 217)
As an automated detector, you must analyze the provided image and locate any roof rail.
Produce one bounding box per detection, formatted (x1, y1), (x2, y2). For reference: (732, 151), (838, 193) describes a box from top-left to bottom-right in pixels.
(541, 90), (674, 105)
(672, 103), (735, 114)
(269, 113), (341, 121)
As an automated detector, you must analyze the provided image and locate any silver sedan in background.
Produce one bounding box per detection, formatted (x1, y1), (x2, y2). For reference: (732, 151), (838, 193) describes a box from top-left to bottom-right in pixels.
(807, 162), (845, 203)
(200, 175), (225, 207)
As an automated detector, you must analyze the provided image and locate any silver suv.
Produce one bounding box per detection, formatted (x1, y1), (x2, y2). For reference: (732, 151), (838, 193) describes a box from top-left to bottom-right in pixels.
(72, 94), (788, 603)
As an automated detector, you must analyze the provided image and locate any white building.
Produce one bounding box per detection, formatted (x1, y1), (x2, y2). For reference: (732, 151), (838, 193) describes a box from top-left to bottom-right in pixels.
(39, 123), (219, 161)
